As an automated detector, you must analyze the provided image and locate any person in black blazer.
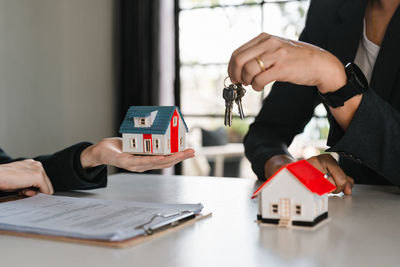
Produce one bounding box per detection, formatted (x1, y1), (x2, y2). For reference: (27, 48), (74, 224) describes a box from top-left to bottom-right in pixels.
(228, 0), (400, 193)
(0, 138), (194, 196)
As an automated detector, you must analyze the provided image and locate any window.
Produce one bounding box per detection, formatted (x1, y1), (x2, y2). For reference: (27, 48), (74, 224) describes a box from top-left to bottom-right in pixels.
(155, 139), (160, 150)
(139, 118), (146, 125)
(179, 1), (329, 176)
(179, 0), (310, 119)
(295, 204), (301, 215)
(130, 138), (136, 149)
(173, 116), (178, 127)
(144, 140), (151, 152)
(271, 204), (278, 214)
(180, 137), (184, 146)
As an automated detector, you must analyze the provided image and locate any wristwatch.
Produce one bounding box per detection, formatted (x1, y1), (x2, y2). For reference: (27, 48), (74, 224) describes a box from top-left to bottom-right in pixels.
(318, 62), (368, 108)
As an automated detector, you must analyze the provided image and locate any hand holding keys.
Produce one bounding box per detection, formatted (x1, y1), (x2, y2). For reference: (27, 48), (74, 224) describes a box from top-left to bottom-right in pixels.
(223, 77), (246, 127)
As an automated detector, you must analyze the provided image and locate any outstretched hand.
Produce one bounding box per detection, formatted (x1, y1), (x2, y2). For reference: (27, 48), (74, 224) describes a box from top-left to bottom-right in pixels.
(80, 137), (195, 172)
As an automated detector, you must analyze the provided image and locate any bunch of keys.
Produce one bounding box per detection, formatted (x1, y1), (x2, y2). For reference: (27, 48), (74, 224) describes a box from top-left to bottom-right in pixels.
(223, 77), (246, 127)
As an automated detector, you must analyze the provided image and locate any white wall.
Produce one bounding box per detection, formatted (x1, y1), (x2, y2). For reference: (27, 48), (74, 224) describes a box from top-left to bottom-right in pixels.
(0, 0), (115, 157)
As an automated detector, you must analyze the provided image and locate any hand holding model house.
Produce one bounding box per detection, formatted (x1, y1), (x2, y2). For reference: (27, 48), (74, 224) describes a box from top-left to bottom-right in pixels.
(80, 106), (194, 173)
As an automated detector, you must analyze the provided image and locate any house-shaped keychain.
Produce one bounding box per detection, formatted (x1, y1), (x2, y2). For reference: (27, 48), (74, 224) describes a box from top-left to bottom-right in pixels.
(119, 106), (189, 155)
(252, 160), (336, 228)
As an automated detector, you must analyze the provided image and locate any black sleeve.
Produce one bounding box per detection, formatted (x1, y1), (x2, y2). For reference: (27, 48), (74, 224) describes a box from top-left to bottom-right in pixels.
(243, 6), (323, 181)
(0, 142), (107, 192)
(243, 81), (320, 180)
(326, 87), (400, 186)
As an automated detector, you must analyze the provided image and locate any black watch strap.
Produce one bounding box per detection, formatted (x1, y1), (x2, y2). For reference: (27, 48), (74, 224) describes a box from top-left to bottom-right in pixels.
(318, 82), (362, 108)
(318, 62), (368, 108)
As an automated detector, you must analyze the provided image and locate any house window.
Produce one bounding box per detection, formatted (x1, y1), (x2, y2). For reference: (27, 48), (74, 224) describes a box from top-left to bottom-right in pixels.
(180, 137), (183, 146)
(173, 116), (178, 127)
(295, 204), (302, 215)
(271, 204), (278, 214)
(130, 138), (136, 149)
(144, 140), (151, 152)
(139, 118), (146, 125)
(154, 139), (160, 150)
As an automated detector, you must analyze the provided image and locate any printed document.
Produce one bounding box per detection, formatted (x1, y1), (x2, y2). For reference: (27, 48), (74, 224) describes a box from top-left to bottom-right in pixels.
(0, 194), (203, 241)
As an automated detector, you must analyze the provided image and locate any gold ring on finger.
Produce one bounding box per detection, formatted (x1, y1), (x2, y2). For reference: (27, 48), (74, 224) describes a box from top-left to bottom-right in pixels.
(255, 56), (266, 72)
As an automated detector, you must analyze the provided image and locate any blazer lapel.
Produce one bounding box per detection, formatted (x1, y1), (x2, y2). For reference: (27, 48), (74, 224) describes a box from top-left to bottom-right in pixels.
(370, 6), (400, 102)
(326, 0), (366, 64)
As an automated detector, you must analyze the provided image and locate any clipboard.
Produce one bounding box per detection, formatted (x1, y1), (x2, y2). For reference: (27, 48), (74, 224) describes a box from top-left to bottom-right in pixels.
(0, 195), (212, 249)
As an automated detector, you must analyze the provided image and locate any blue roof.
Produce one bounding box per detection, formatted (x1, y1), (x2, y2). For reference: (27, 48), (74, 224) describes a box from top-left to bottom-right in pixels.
(119, 106), (189, 134)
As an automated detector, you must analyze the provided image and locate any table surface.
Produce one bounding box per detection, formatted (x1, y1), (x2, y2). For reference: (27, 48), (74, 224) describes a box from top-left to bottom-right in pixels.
(1, 173), (400, 267)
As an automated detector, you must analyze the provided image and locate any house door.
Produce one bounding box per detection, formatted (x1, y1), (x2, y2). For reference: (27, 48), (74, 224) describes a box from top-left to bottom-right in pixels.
(143, 134), (152, 154)
(279, 198), (291, 219)
(170, 110), (179, 153)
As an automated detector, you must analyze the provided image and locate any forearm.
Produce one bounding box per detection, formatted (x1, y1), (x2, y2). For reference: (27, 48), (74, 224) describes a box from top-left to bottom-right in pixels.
(326, 88), (400, 186)
(34, 142), (107, 191)
(244, 131), (292, 181)
(329, 95), (363, 131)
(316, 62), (363, 131)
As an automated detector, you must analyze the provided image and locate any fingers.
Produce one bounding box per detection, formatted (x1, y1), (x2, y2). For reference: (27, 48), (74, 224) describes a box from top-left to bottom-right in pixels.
(230, 36), (281, 85)
(307, 154), (354, 195)
(116, 149), (195, 173)
(20, 189), (39, 197)
(242, 54), (275, 86)
(321, 155), (353, 195)
(156, 150), (195, 166)
(0, 160), (54, 196)
(30, 161), (54, 195)
(228, 33), (271, 83)
(251, 65), (283, 91)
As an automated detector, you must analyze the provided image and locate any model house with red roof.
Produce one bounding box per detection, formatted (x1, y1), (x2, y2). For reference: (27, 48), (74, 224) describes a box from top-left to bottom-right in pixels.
(119, 106), (188, 155)
(252, 160), (336, 227)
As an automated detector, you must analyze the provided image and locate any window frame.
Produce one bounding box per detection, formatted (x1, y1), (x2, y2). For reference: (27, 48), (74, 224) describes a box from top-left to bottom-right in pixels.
(176, 0), (310, 119)
(271, 203), (279, 214)
(295, 204), (302, 215)
(130, 138), (137, 149)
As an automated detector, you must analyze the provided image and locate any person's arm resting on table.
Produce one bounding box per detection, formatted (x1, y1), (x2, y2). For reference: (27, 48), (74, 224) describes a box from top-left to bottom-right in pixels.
(0, 138), (194, 196)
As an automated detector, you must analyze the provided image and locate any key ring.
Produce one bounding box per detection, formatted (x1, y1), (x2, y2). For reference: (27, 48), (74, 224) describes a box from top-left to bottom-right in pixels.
(224, 76), (231, 88)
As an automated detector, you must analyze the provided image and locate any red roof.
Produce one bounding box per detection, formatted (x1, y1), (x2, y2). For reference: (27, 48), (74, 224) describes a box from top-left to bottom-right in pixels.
(251, 160), (336, 199)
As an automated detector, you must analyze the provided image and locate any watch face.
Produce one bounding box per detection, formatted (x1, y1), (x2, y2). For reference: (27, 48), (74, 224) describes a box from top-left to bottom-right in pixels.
(345, 63), (368, 90)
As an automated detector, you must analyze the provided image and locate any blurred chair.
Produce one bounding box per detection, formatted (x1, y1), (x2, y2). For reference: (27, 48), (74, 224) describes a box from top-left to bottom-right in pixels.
(200, 127), (243, 177)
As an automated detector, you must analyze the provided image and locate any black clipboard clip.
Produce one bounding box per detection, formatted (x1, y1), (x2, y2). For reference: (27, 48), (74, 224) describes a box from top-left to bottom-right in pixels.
(135, 210), (195, 235)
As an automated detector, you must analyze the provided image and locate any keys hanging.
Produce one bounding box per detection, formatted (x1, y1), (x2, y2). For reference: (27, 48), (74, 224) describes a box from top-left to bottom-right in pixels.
(223, 85), (237, 127)
(223, 77), (246, 127)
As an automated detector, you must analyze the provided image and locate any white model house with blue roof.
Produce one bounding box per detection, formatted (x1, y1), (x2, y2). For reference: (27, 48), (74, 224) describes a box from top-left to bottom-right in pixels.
(119, 106), (189, 155)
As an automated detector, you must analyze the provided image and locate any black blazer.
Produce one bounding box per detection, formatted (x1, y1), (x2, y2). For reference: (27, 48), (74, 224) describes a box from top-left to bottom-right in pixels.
(244, 0), (400, 185)
(0, 142), (107, 195)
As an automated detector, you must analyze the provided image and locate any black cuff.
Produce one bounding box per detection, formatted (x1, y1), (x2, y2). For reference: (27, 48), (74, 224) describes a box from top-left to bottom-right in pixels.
(247, 147), (291, 181)
(73, 142), (107, 183)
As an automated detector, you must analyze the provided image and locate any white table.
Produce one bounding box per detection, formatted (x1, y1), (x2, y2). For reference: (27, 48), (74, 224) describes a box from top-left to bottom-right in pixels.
(1, 173), (400, 267)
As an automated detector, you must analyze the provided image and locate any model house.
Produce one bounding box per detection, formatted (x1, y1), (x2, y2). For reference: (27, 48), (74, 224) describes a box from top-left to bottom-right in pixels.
(119, 106), (189, 155)
(252, 160), (336, 227)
